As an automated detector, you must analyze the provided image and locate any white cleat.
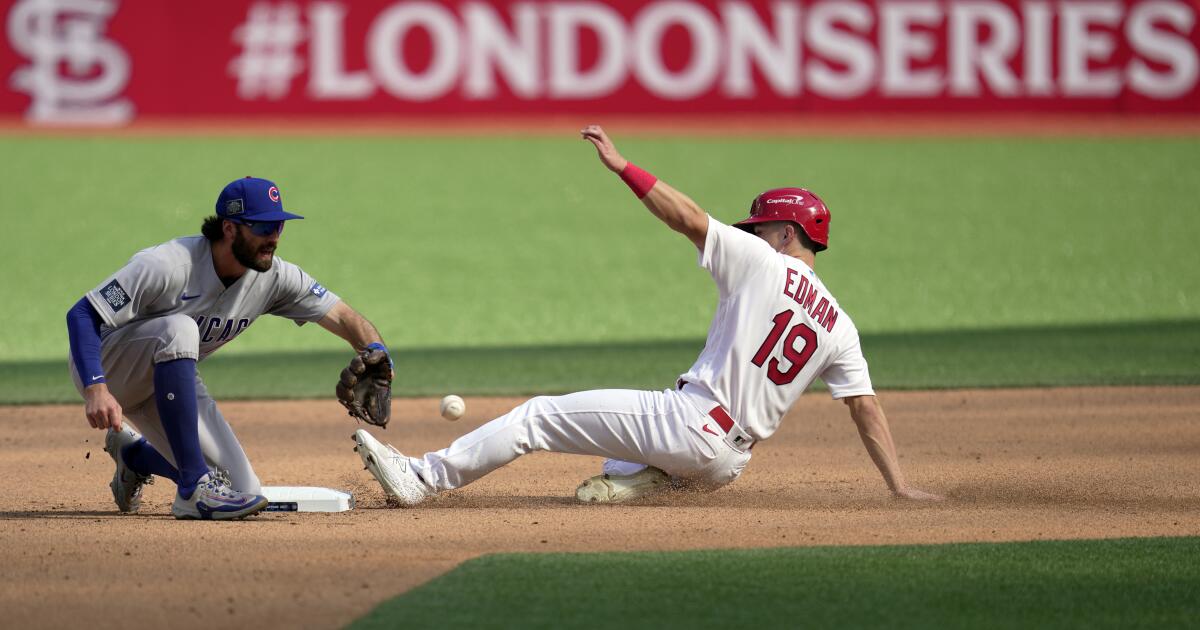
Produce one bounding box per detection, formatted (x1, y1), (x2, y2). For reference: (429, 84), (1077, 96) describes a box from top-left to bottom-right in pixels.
(353, 429), (432, 507)
(171, 472), (269, 521)
(575, 467), (671, 504)
(104, 425), (153, 513)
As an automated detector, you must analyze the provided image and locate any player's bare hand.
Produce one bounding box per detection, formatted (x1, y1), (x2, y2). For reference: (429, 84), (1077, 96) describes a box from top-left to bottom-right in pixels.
(84, 383), (123, 431)
(893, 486), (944, 502)
(580, 124), (628, 173)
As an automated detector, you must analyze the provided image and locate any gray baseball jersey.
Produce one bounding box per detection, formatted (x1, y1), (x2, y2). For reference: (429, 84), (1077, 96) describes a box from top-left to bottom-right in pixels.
(85, 235), (339, 360)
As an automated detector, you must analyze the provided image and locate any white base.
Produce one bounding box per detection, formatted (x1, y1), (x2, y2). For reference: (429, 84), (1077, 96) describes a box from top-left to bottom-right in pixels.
(261, 486), (354, 512)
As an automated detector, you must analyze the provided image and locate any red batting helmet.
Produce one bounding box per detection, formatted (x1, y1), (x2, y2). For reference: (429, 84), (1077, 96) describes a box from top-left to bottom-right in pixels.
(733, 187), (830, 252)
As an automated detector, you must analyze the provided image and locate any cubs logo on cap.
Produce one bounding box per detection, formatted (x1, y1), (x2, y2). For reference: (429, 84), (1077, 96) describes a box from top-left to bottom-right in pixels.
(215, 176), (304, 222)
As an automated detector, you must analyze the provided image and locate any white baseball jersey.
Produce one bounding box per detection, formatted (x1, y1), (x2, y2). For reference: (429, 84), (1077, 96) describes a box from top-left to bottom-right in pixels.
(393, 215), (874, 498)
(85, 235), (340, 360)
(677, 217), (874, 441)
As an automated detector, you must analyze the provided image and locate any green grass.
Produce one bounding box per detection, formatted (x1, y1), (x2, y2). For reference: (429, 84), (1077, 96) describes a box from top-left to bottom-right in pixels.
(11, 320), (1198, 404)
(4, 136), (1199, 402)
(350, 537), (1200, 629)
(3, 136), (1199, 363)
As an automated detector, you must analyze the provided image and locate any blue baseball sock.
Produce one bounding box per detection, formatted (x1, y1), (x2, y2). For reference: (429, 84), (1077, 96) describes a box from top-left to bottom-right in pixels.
(153, 358), (208, 498)
(120, 438), (179, 482)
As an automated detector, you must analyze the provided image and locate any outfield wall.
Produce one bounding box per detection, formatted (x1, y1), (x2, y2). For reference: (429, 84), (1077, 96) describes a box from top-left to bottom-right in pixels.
(3, 0), (1198, 126)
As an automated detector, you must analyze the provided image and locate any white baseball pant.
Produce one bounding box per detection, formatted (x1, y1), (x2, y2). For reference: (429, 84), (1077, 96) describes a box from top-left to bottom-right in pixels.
(408, 387), (753, 493)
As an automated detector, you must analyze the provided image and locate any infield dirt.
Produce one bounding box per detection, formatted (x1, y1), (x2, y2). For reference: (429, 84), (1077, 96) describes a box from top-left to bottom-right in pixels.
(2, 386), (1197, 629)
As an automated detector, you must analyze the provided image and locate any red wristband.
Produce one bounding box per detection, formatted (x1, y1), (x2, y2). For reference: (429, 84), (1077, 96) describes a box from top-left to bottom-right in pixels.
(619, 162), (658, 199)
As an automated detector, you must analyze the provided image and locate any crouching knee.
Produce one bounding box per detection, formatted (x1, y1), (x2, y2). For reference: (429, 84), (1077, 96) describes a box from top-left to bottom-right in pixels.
(153, 314), (200, 363)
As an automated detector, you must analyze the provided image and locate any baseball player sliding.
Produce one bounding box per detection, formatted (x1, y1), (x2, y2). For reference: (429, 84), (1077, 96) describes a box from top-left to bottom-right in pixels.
(67, 177), (393, 520)
(354, 126), (942, 506)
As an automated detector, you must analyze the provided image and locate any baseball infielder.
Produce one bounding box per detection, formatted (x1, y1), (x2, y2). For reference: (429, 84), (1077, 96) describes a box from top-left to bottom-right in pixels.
(67, 177), (391, 520)
(353, 126), (941, 506)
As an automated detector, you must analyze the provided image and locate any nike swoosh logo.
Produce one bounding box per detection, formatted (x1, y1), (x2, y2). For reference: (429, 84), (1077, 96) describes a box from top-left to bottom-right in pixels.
(207, 495), (255, 507)
(701, 424), (719, 436)
(180, 294), (201, 301)
(91, 375), (104, 381)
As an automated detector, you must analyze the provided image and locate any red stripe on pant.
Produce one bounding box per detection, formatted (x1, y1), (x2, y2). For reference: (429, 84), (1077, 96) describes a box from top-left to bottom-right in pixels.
(708, 406), (735, 434)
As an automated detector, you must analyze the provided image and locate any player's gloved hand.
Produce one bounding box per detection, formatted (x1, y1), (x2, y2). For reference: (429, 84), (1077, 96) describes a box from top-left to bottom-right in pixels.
(336, 342), (393, 428)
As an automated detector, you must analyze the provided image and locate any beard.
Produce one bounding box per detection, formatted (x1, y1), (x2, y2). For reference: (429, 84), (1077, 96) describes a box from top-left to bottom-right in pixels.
(231, 229), (275, 272)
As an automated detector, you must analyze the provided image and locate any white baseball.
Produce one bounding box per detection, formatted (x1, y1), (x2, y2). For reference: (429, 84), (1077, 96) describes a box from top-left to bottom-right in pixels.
(440, 395), (465, 421)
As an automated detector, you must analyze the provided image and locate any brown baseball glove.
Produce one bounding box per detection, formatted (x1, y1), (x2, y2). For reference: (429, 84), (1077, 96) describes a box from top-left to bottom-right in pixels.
(336, 345), (392, 428)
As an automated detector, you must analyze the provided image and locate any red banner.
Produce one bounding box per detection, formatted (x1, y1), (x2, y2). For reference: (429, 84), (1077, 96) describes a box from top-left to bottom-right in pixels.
(3, 0), (1198, 125)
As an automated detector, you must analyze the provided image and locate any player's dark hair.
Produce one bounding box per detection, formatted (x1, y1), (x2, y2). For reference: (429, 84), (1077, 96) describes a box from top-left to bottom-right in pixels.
(790, 222), (820, 254)
(201, 215), (226, 242)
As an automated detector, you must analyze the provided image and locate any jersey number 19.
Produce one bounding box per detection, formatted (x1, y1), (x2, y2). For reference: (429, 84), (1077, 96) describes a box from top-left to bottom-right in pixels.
(751, 310), (818, 386)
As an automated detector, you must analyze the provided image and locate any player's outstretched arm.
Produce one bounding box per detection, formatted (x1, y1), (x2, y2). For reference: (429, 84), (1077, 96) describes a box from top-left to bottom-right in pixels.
(318, 301), (386, 352)
(844, 395), (944, 501)
(581, 124), (709, 250)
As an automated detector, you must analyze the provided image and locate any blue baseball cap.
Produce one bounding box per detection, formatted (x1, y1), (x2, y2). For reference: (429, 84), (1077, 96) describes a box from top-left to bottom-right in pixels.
(216, 176), (304, 222)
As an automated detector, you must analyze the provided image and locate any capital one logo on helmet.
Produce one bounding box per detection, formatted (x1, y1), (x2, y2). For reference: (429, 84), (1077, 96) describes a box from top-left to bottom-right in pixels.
(268, 186), (281, 202)
(766, 195), (806, 206)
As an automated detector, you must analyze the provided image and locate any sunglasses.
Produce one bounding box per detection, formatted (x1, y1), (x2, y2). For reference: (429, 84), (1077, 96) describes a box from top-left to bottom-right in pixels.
(230, 218), (285, 237)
